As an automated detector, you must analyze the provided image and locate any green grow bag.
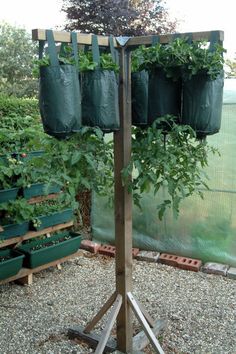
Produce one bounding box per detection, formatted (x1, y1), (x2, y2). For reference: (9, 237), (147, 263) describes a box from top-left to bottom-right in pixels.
(0, 187), (19, 203)
(39, 30), (81, 139)
(81, 34), (120, 132)
(81, 70), (119, 132)
(131, 71), (148, 126)
(17, 232), (82, 268)
(182, 72), (224, 137)
(30, 208), (73, 231)
(0, 222), (29, 240)
(0, 249), (24, 281)
(23, 183), (61, 199)
(148, 68), (181, 125)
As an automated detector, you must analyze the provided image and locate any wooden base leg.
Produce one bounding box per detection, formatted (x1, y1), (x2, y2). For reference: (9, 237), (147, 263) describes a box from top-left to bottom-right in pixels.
(127, 292), (165, 354)
(15, 273), (33, 285)
(95, 294), (122, 354)
(84, 292), (117, 334)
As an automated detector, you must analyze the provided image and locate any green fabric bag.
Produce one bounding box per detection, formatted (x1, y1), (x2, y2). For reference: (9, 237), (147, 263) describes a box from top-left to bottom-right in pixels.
(39, 30), (81, 139)
(182, 72), (224, 137)
(131, 70), (148, 126)
(148, 68), (182, 125)
(81, 35), (120, 132)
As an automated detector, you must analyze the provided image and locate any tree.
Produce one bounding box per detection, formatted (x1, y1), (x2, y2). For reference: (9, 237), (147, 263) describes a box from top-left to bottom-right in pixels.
(0, 22), (38, 98)
(62, 0), (177, 36)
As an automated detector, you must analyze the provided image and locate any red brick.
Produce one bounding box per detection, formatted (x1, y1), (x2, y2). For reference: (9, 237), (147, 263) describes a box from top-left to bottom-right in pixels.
(98, 245), (116, 257)
(98, 245), (140, 258)
(159, 253), (179, 267)
(132, 248), (140, 257)
(177, 257), (202, 272)
(80, 240), (101, 254)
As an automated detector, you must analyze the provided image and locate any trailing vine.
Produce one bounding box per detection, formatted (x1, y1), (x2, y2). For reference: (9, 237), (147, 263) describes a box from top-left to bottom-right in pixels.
(122, 115), (219, 219)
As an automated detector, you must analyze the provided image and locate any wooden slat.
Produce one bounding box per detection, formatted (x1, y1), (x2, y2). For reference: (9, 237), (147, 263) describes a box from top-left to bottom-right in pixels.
(27, 193), (59, 205)
(0, 250), (81, 285)
(127, 30), (224, 46)
(32, 29), (118, 47)
(0, 221), (74, 249)
(68, 326), (117, 353)
(95, 294), (122, 354)
(127, 292), (164, 354)
(133, 319), (167, 351)
(84, 292), (117, 334)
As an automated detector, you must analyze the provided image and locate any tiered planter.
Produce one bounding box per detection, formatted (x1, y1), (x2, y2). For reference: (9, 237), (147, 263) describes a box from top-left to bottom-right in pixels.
(17, 232), (82, 268)
(23, 183), (60, 199)
(0, 221), (29, 240)
(30, 208), (74, 231)
(0, 249), (24, 280)
(0, 187), (19, 203)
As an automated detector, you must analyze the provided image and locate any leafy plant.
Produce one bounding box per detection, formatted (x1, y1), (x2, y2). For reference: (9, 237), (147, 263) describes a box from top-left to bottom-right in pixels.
(136, 38), (225, 81)
(0, 198), (34, 225)
(122, 115), (219, 220)
(183, 41), (226, 80)
(139, 38), (190, 80)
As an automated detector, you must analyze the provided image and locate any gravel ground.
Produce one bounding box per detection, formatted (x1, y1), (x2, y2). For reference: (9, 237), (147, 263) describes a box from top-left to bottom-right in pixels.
(0, 250), (236, 354)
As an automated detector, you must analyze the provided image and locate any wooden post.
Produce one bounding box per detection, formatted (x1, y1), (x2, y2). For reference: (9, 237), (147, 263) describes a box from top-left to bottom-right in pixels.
(114, 47), (133, 352)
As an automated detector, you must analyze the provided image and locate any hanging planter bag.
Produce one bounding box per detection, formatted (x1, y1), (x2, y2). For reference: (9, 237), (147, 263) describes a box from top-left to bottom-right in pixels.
(181, 71), (224, 138)
(148, 67), (182, 126)
(131, 70), (148, 126)
(81, 35), (120, 132)
(39, 30), (81, 139)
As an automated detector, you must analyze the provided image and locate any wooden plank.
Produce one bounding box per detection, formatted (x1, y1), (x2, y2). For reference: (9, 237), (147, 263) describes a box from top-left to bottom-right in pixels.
(0, 250), (81, 285)
(15, 273), (33, 286)
(68, 326), (117, 353)
(0, 221), (74, 249)
(95, 294), (122, 354)
(27, 193), (59, 205)
(127, 30), (224, 46)
(133, 319), (167, 351)
(32, 29), (118, 47)
(84, 292), (117, 334)
(127, 292), (164, 354)
(132, 295), (155, 328)
(114, 47), (133, 352)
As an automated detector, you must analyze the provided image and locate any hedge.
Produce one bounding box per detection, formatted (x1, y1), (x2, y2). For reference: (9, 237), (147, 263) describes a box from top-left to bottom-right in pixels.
(0, 95), (39, 118)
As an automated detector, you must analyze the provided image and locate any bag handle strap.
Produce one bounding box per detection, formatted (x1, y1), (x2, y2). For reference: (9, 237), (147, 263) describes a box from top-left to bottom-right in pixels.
(92, 34), (100, 67)
(71, 32), (79, 72)
(109, 35), (119, 64)
(46, 29), (59, 67)
(209, 30), (219, 52)
(152, 35), (160, 46)
(39, 40), (45, 59)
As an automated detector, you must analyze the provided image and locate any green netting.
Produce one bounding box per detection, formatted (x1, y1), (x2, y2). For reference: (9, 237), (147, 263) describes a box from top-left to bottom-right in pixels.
(92, 79), (236, 267)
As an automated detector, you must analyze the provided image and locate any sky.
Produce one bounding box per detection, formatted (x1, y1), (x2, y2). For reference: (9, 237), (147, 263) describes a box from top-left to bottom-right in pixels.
(0, 0), (235, 58)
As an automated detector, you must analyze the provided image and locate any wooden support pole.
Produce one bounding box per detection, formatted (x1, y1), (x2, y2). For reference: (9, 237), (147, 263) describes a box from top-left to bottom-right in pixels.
(114, 47), (133, 352)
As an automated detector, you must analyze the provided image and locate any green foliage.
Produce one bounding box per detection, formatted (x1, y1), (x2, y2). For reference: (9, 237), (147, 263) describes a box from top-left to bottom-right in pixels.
(33, 47), (119, 74)
(0, 198), (34, 224)
(0, 22), (38, 98)
(42, 127), (114, 205)
(0, 95), (39, 119)
(136, 38), (225, 80)
(225, 57), (236, 78)
(122, 115), (218, 220)
(183, 41), (226, 80)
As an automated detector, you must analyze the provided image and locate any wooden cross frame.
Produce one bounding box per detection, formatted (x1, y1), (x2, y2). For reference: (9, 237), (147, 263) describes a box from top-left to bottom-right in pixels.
(32, 29), (224, 354)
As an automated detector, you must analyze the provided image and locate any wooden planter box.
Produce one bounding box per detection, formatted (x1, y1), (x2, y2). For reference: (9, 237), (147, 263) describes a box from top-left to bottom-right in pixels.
(0, 249), (24, 280)
(23, 183), (60, 199)
(29, 208), (74, 231)
(0, 187), (19, 203)
(17, 232), (82, 268)
(0, 221), (29, 240)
